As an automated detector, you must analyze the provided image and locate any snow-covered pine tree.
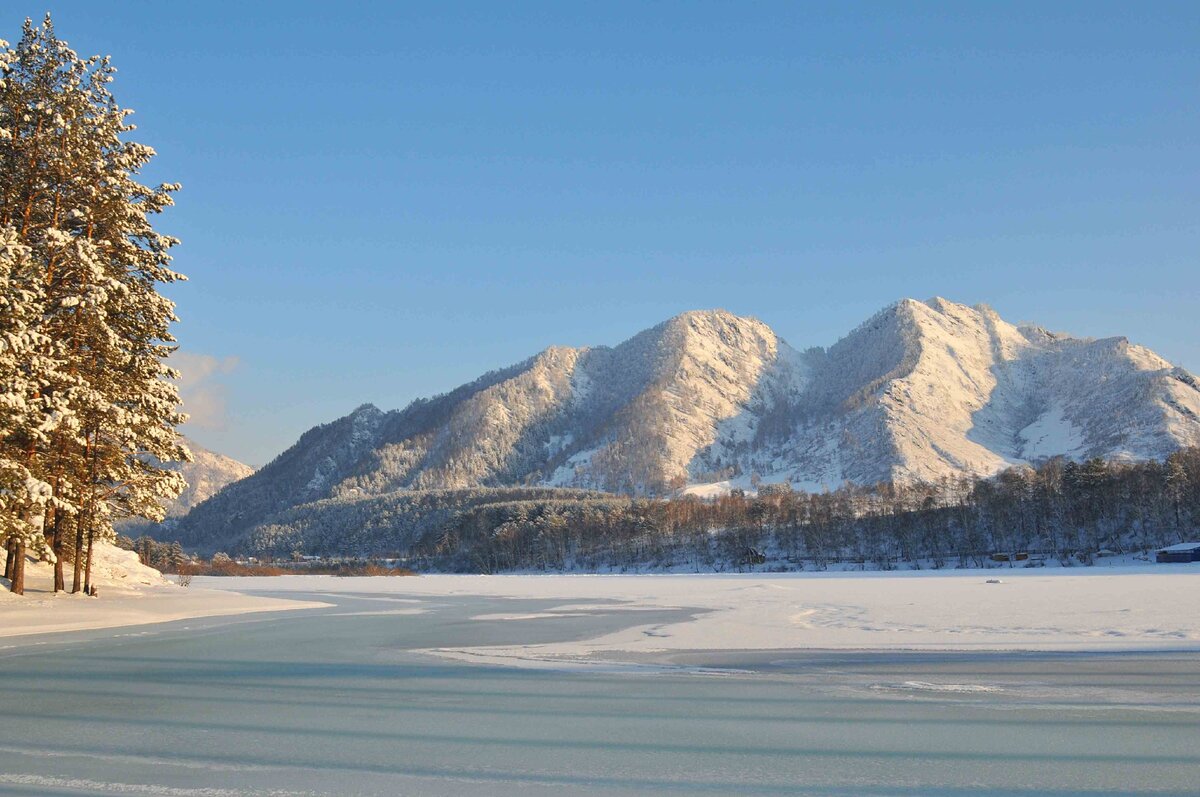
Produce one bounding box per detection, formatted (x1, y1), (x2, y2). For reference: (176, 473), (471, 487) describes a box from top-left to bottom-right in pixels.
(0, 16), (189, 594)
(169, 540), (185, 571)
(0, 211), (74, 593)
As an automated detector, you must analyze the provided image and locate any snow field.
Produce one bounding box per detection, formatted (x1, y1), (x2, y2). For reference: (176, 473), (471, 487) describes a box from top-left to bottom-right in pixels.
(197, 566), (1200, 670)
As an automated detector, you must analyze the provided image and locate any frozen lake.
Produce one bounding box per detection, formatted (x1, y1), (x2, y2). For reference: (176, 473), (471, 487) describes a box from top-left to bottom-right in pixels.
(1, 586), (1198, 796)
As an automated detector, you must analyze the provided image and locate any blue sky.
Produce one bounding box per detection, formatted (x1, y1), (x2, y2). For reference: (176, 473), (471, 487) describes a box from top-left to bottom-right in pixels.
(27, 2), (1200, 465)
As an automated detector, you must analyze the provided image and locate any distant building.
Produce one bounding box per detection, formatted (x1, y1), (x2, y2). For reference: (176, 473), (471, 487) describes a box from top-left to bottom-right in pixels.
(1156, 542), (1200, 563)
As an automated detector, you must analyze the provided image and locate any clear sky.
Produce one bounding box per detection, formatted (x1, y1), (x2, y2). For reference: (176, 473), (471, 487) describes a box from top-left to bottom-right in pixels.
(25, 2), (1200, 466)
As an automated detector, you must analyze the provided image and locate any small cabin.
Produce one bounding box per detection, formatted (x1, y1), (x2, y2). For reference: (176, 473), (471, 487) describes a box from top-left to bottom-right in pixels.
(1156, 542), (1200, 563)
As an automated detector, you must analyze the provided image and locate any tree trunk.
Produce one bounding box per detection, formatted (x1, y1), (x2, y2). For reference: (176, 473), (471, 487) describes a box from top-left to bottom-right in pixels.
(51, 513), (65, 593)
(3, 538), (14, 582)
(11, 541), (25, 595)
(71, 516), (85, 593)
(83, 526), (95, 596)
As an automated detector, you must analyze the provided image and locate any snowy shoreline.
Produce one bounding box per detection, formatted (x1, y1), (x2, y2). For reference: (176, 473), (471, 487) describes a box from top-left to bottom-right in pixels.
(0, 586), (329, 640)
(0, 544), (328, 640)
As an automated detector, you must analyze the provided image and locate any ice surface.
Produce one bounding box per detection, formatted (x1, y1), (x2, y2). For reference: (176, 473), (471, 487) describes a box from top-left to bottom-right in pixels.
(0, 583), (1196, 796)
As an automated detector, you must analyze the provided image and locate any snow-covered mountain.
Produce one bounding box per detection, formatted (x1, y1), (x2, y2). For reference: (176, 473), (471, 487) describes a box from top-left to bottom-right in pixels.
(119, 437), (253, 538)
(170, 438), (255, 518)
(764, 298), (1200, 488)
(170, 299), (1200, 549)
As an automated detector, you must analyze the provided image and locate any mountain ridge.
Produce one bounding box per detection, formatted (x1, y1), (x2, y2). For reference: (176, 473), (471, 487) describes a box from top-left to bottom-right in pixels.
(168, 298), (1200, 550)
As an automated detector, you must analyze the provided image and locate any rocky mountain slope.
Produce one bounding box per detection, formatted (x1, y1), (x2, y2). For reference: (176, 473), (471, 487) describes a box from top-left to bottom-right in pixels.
(168, 298), (1200, 551)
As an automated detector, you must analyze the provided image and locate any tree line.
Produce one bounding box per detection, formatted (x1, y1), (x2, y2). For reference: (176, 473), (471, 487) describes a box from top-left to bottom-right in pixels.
(0, 17), (187, 594)
(235, 487), (615, 559)
(410, 449), (1200, 573)
(120, 534), (188, 574)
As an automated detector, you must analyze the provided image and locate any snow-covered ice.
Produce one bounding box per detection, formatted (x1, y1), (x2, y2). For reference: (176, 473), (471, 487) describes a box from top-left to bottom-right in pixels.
(198, 565), (1200, 671)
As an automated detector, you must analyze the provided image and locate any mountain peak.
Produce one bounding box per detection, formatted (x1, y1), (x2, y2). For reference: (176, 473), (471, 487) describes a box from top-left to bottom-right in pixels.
(661, 308), (766, 333)
(661, 309), (778, 354)
(671, 307), (744, 320)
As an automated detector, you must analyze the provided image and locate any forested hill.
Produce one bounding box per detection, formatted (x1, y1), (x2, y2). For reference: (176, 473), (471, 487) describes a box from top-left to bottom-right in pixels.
(410, 450), (1200, 573)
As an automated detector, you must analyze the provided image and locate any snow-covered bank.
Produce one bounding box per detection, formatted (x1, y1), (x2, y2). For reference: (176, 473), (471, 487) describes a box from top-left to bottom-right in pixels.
(0, 544), (326, 639)
(198, 566), (1200, 669)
